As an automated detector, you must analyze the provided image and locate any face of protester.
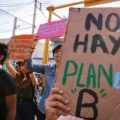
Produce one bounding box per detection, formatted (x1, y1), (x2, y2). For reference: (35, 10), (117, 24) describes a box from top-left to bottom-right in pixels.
(54, 47), (62, 63)
(20, 64), (29, 74)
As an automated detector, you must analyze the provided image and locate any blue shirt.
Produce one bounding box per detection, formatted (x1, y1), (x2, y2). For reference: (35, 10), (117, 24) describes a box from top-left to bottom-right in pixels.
(25, 59), (56, 113)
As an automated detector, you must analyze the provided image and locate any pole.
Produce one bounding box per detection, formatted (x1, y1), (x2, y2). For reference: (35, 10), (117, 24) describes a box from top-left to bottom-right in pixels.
(12, 17), (17, 36)
(53, 12), (63, 20)
(42, 9), (53, 64)
(32, 0), (37, 34)
(41, 8), (53, 89)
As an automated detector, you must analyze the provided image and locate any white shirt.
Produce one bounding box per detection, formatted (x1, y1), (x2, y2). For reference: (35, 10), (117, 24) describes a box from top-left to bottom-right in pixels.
(58, 115), (84, 120)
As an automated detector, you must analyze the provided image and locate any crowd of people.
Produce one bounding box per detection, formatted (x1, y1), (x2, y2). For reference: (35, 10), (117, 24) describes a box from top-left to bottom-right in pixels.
(0, 42), (83, 120)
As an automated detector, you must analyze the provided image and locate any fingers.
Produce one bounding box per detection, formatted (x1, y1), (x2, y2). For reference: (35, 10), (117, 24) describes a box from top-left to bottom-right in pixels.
(49, 88), (69, 107)
(50, 87), (63, 95)
(27, 48), (34, 58)
(45, 87), (71, 119)
(47, 99), (70, 114)
(49, 92), (69, 106)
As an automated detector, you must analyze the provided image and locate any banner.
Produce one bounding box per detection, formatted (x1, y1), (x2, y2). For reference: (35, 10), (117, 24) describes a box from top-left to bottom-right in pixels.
(56, 8), (120, 120)
(36, 19), (67, 40)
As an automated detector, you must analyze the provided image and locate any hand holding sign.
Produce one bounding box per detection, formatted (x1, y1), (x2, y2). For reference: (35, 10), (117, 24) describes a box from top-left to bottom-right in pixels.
(45, 87), (71, 120)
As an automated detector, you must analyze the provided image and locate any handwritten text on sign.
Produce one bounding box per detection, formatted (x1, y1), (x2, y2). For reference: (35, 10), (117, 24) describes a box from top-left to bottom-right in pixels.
(36, 19), (67, 40)
(56, 8), (120, 120)
(9, 38), (33, 61)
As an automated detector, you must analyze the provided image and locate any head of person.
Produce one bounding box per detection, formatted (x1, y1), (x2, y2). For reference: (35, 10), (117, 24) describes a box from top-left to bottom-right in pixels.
(52, 44), (62, 63)
(15, 61), (22, 72)
(19, 61), (30, 74)
(0, 43), (9, 65)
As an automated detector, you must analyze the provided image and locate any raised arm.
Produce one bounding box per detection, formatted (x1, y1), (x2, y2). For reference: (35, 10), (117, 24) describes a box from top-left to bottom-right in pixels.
(25, 58), (45, 74)
(5, 59), (17, 78)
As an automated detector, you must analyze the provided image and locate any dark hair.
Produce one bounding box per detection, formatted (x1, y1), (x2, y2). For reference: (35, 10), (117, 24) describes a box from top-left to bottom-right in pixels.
(20, 61), (26, 66)
(16, 61), (23, 67)
(0, 43), (9, 65)
(52, 44), (62, 56)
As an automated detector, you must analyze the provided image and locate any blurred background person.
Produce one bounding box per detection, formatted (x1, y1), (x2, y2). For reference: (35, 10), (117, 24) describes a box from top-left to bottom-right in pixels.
(0, 43), (16, 120)
(25, 44), (63, 120)
(6, 59), (37, 120)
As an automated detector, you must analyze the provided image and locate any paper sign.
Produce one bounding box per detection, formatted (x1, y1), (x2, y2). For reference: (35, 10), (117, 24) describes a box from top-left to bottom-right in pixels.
(56, 8), (120, 120)
(36, 19), (67, 40)
(9, 35), (34, 61)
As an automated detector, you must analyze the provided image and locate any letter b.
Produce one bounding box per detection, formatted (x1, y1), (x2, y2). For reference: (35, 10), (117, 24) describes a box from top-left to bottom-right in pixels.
(75, 89), (98, 120)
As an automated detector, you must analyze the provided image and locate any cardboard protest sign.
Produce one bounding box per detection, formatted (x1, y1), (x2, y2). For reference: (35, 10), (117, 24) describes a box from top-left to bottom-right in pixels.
(56, 8), (120, 120)
(36, 19), (67, 40)
(9, 35), (34, 61)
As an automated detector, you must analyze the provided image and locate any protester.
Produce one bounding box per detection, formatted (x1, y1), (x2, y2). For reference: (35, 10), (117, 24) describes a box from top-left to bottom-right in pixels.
(45, 87), (84, 120)
(6, 59), (37, 120)
(0, 43), (16, 120)
(25, 44), (63, 120)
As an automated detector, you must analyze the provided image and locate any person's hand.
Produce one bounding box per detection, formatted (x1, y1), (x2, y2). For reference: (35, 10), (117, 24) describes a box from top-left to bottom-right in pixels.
(45, 87), (71, 120)
(0, 64), (2, 70)
(25, 40), (36, 59)
(27, 47), (34, 58)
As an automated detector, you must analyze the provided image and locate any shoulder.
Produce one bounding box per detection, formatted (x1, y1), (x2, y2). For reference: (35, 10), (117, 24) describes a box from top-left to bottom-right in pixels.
(45, 64), (55, 68)
(45, 64), (56, 74)
(0, 70), (15, 83)
(45, 64), (55, 71)
(0, 69), (13, 79)
(0, 70), (16, 94)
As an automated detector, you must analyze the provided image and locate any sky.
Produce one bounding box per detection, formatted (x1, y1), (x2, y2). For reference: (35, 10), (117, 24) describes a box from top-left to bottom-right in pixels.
(0, 0), (120, 39)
